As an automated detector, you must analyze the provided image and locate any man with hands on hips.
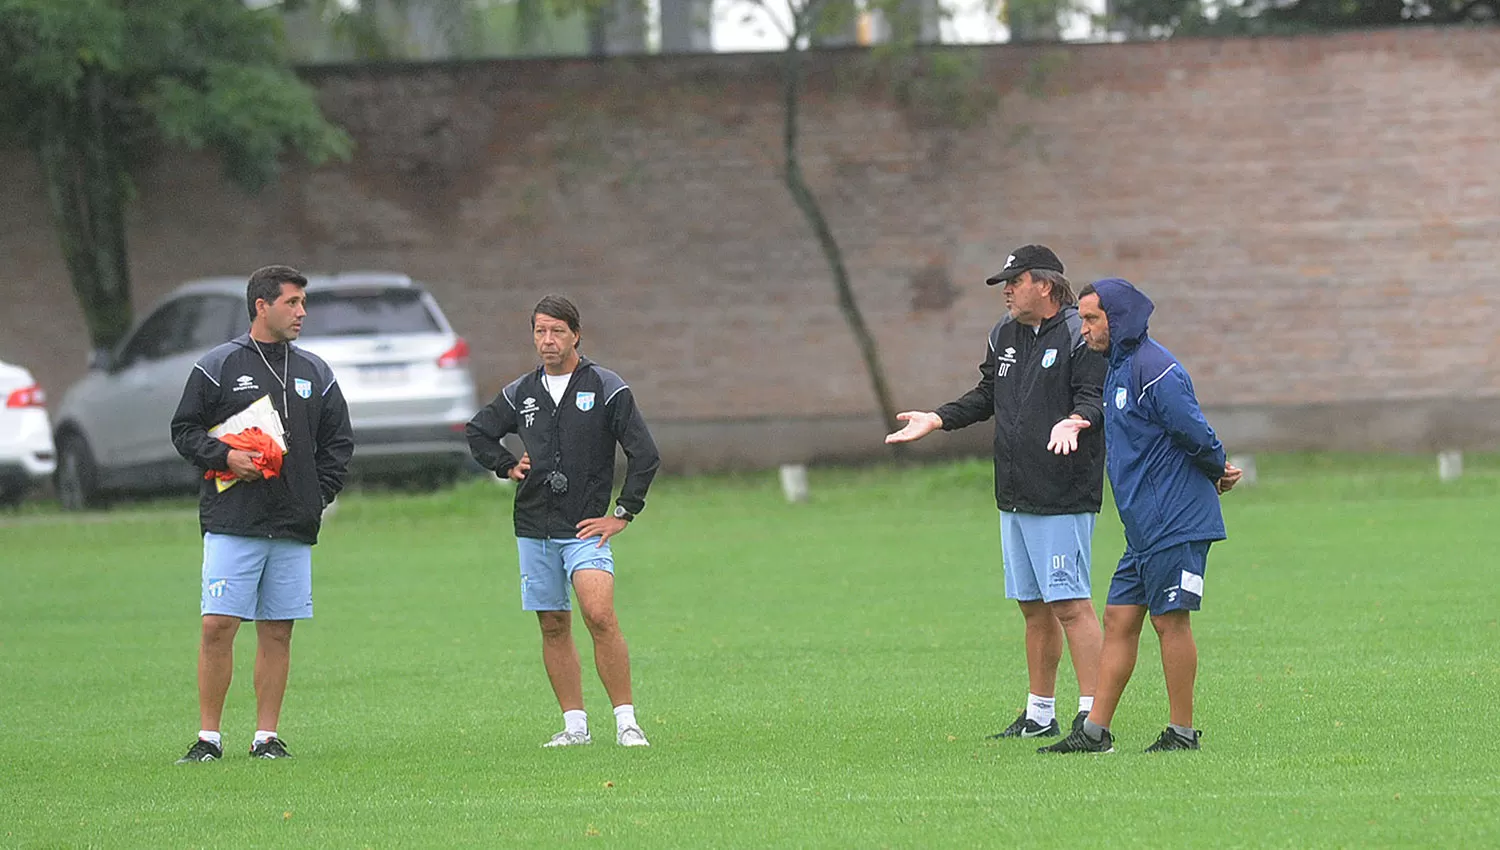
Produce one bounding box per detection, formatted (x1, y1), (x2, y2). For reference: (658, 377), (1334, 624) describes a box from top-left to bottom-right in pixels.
(466, 295), (660, 748)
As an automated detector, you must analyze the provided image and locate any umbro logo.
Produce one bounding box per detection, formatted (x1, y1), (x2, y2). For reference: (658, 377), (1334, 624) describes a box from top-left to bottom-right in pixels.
(233, 375), (260, 392)
(237, 375), (253, 385)
(519, 394), (540, 427)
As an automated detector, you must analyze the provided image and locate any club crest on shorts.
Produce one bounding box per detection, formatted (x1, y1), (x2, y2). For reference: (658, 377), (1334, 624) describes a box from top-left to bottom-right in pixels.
(294, 378), (312, 399)
(1041, 348), (1057, 368)
(1115, 387), (1128, 409)
(575, 391), (595, 412)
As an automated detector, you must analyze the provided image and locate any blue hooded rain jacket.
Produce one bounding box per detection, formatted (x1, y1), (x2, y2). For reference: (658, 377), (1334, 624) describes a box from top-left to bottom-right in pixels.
(1091, 278), (1226, 555)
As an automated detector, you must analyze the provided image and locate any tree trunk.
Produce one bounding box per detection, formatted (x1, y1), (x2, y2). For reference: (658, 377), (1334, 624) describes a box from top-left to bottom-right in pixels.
(34, 67), (134, 353)
(779, 42), (903, 439)
(586, 5), (608, 56)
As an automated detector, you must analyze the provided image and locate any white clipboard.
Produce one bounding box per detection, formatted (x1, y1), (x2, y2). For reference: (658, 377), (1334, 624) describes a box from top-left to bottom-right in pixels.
(208, 394), (287, 492)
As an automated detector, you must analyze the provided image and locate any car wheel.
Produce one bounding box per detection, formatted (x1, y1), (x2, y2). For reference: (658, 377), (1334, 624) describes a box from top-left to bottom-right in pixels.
(56, 432), (103, 511)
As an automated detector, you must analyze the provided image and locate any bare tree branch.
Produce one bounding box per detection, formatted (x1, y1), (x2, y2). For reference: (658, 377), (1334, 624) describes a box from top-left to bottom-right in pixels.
(776, 17), (904, 437)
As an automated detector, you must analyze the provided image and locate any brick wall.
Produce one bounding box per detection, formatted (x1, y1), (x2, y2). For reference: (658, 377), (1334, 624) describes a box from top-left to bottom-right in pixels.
(3, 29), (1499, 470)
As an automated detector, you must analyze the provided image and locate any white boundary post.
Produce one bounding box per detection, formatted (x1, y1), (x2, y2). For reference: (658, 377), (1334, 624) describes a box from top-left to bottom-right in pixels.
(779, 464), (809, 503)
(1438, 450), (1463, 482)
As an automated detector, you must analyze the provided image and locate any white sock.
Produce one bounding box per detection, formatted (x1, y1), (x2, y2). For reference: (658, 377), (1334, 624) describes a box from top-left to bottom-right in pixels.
(563, 709), (588, 736)
(253, 730), (277, 745)
(613, 703), (638, 731)
(1025, 694), (1056, 726)
(1078, 696), (1095, 714)
(198, 730), (222, 747)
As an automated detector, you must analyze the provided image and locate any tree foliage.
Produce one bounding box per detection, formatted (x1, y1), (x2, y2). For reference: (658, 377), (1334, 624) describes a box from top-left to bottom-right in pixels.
(1111, 0), (1497, 38)
(268, 0), (620, 60)
(0, 0), (350, 351)
(272, 0), (485, 60)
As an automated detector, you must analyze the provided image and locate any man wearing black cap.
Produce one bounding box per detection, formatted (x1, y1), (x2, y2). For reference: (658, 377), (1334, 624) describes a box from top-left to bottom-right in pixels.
(887, 245), (1108, 740)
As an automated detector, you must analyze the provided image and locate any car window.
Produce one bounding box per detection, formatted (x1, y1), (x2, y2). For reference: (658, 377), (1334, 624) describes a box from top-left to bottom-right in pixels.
(230, 303), (250, 338)
(302, 289), (441, 337)
(188, 296), (240, 350)
(116, 298), (201, 368)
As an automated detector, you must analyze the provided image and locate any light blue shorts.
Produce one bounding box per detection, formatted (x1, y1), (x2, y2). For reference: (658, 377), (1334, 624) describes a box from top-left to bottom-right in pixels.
(201, 532), (313, 620)
(999, 511), (1095, 603)
(516, 537), (615, 611)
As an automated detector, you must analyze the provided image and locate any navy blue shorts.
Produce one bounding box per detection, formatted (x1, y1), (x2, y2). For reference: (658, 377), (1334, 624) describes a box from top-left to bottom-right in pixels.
(1106, 541), (1211, 616)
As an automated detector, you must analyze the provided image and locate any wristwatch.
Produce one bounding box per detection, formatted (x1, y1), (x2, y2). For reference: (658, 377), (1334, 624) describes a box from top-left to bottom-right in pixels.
(612, 505), (635, 522)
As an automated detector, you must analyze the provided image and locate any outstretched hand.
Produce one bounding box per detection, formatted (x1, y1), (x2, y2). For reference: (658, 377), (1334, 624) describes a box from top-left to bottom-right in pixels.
(1046, 417), (1091, 455)
(885, 411), (943, 444)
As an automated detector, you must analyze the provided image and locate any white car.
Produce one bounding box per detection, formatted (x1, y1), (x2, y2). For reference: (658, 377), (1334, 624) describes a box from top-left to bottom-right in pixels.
(0, 357), (57, 506)
(51, 272), (479, 510)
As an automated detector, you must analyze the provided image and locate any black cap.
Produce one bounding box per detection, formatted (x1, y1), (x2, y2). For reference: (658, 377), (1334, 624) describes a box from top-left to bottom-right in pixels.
(985, 245), (1065, 286)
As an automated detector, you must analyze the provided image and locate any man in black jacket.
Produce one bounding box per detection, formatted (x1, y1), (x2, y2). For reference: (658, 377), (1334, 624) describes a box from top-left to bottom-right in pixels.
(886, 245), (1107, 740)
(169, 265), (354, 763)
(466, 295), (660, 748)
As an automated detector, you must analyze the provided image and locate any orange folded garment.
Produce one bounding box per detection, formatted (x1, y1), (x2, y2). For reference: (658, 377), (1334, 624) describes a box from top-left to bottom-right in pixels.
(206, 427), (285, 482)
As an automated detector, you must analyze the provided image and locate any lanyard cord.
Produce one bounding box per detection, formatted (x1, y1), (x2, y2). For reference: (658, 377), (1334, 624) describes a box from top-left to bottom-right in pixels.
(250, 337), (290, 428)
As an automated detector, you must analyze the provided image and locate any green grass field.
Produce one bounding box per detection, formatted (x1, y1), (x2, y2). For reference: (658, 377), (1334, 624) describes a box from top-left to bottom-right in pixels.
(3, 454), (1498, 848)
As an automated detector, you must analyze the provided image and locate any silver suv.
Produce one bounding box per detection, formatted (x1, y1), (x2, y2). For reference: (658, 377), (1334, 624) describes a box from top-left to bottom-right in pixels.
(52, 272), (478, 510)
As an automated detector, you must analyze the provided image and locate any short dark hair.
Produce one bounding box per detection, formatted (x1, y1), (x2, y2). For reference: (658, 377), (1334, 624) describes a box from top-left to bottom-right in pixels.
(1078, 282), (1098, 300)
(246, 265), (308, 319)
(1031, 269), (1076, 307)
(531, 295), (581, 334)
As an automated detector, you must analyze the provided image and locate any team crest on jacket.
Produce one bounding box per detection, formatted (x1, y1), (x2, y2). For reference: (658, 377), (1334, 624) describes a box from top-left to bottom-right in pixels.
(1041, 349), (1057, 368)
(575, 392), (596, 412)
(294, 378), (312, 399)
(1115, 387), (1128, 410)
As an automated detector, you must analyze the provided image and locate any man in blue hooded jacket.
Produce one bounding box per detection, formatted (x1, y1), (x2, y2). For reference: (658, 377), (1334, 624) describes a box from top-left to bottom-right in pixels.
(1039, 278), (1242, 754)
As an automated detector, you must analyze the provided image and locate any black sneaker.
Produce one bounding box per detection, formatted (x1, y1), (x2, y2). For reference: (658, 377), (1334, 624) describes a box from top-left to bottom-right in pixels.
(1144, 727), (1201, 752)
(986, 711), (1060, 739)
(1072, 711), (1088, 733)
(249, 737), (293, 759)
(176, 738), (223, 764)
(1037, 726), (1114, 754)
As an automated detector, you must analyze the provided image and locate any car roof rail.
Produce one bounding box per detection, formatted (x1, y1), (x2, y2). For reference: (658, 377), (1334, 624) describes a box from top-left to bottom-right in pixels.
(173, 276), (244, 294)
(328, 271), (413, 288)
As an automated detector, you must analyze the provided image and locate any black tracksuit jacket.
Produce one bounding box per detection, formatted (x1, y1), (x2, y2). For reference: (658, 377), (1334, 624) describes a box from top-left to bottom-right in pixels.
(170, 335), (354, 545)
(936, 307), (1106, 515)
(465, 357), (660, 539)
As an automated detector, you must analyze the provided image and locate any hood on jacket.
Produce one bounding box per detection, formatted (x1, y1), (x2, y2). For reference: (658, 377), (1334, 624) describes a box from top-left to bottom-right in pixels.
(1090, 278), (1154, 364)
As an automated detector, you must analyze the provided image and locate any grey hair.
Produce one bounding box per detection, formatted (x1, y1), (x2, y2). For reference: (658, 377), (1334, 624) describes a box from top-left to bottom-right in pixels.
(1031, 269), (1076, 307)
